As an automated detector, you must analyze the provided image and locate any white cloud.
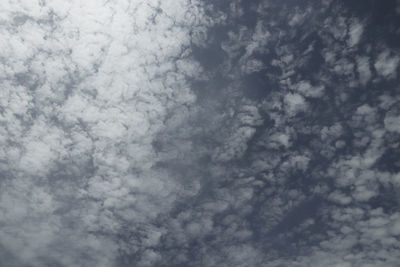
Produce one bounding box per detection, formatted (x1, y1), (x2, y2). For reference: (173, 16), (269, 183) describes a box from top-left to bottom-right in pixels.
(1, 0), (399, 266)
(328, 191), (352, 205)
(0, 0), (213, 266)
(347, 20), (364, 47)
(213, 126), (257, 162)
(374, 50), (400, 79)
(296, 81), (325, 98)
(284, 93), (308, 116)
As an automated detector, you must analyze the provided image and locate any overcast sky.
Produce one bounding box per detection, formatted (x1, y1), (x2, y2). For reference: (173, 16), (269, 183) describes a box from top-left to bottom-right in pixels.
(0, 0), (400, 266)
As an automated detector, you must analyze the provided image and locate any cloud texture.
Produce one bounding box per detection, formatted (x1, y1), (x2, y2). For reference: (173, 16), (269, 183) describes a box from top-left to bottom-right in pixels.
(0, 0), (400, 266)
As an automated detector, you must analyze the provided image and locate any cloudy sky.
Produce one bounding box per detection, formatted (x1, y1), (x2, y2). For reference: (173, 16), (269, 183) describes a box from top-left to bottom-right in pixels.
(0, 0), (400, 266)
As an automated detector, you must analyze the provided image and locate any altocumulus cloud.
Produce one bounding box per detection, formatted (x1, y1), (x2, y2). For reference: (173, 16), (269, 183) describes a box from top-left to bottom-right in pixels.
(0, 0), (212, 266)
(1, 0), (400, 267)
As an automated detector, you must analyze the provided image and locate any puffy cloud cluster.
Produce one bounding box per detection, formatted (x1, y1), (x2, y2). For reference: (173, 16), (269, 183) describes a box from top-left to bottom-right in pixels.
(1, 0), (400, 266)
(0, 0), (212, 266)
(169, 0), (400, 266)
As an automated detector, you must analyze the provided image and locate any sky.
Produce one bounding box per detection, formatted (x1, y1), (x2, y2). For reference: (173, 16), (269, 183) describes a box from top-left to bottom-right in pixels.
(0, 0), (400, 266)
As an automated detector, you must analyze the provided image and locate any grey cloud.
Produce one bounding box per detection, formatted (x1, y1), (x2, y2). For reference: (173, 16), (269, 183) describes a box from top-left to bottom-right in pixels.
(1, 0), (400, 266)
(0, 0), (214, 266)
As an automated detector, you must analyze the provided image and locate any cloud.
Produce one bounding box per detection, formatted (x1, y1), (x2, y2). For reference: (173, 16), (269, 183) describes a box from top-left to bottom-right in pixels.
(374, 50), (400, 79)
(284, 93), (308, 116)
(384, 103), (400, 133)
(347, 19), (364, 47)
(1, 0), (400, 266)
(0, 0), (213, 266)
(295, 81), (325, 98)
(357, 56), (372, 85)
